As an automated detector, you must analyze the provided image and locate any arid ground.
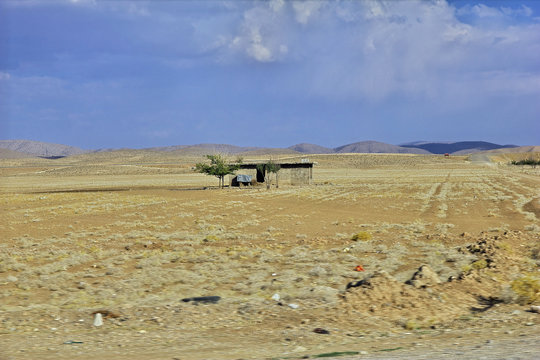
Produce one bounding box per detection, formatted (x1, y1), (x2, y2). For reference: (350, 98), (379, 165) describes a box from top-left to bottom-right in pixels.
(1, 151), (539, 359)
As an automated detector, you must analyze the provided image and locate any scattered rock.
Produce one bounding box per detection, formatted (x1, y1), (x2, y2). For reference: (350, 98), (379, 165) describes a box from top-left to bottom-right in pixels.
(288, 303), (299, 309)
(271, 293), (280, 301)
(313, 328), (330, 335)
(406, 265), (441, 288)
(7, 275), (18, 282)
(93, 313), (103, 327)
(531, 305), (540, 314)
(308, 265), (327, 277)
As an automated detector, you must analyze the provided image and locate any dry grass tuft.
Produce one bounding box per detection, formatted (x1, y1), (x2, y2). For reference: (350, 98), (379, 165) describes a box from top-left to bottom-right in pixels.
(351, 231), (372, 241)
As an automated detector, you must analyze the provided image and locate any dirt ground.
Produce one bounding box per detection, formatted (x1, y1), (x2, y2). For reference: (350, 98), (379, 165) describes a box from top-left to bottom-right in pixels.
(0, 152), (539, 359)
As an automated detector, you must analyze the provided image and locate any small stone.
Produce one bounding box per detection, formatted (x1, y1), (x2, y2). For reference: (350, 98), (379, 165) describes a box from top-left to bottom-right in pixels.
(139, 330), (146, 334)
(288, 303), (299, 309)
(271, 293), (280, 301)
(7, 275), (18, 282)
(293, 346), (307, 352)
(359, 351), (368, 355)
(93, 313), (103, 327)
(530, 305), (540, 314)
(525, 322), (534, 326)
(512, 310), (521, 315)
(406, 265), (441, 288)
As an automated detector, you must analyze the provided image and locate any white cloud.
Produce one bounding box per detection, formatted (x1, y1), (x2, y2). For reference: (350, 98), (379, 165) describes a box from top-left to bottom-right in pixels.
(0, 72), (11, 81)
(228, 3), (291, 63)
(458, 3), (534, 20)
(269, 0), (285, 13)
(292, 1), (323, 24)
(471, 4), (503, 18)
(220, 0), (540, 103)
(247, 30), (273, 62)
(5, 0), (539, 107)
(502, 5), (533, 17)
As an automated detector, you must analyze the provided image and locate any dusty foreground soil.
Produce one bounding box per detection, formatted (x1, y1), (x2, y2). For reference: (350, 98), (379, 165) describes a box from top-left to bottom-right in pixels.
(0, 153), (539, 359)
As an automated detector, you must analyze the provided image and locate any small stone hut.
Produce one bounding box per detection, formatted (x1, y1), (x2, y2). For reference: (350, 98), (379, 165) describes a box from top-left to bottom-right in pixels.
(232, 161), (313, 186)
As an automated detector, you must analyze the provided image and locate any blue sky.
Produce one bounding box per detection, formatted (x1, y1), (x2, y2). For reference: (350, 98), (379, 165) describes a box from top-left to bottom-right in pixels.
(1, 0), (539, 149)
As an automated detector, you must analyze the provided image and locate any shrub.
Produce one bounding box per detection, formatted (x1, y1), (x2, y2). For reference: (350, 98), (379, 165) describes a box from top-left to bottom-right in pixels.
(351, 231), (372, 241)
(404, 319), (420, 330)
(510, 275), (540, 304)
(510, 158), (540, 167)
(461, 259), (488, 273)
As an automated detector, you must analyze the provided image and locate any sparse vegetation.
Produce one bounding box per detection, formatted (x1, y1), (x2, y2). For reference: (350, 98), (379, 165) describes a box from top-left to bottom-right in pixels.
(257, 159), (281, 189)
(510, 158), (540, 167)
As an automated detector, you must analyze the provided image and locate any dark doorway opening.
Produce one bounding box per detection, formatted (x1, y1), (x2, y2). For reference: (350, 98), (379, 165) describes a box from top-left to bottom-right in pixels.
(256, 167), (265, 182)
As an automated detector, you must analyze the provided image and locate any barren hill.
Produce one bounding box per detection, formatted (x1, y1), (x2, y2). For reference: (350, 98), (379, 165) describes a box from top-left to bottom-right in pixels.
(401, 141), (517, 155)
(334, 141), (429, 154)
(0, 140), (87, 157)
(288, 143), (334, 154)
(482, 145), (540, 154)
(0, 148), (33, 159)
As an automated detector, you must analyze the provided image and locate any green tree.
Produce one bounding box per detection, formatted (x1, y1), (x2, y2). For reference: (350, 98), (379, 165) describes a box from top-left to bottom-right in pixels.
(195, 154), (242, 189)
(257, 159), (281, 189)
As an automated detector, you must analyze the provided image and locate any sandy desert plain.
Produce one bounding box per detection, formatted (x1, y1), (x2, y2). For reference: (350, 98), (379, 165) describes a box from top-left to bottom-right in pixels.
(0, 149), (539, 360)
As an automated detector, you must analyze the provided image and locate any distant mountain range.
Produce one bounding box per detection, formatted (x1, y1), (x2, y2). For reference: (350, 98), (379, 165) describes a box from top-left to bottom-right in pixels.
(400, 141), (517, 155)
(0, 139), (523, 158)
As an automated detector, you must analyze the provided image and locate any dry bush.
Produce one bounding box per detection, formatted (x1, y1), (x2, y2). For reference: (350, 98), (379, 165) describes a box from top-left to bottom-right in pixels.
(461, 259), (489, 273)
(508, 275), (540, 304)
(351, 231), (372, 241)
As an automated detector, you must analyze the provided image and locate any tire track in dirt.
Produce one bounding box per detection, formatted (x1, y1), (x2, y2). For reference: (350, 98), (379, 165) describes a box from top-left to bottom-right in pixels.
(421, 172), (451, 217)
(523, 198), (540, 219)
(485, 176), (539, 222)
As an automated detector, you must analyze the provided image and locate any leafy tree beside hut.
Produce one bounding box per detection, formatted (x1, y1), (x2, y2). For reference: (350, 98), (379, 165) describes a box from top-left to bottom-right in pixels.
(195, 154), (242, 189)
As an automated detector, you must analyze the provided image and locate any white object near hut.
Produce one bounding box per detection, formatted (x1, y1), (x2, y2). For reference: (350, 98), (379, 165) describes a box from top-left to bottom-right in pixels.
(93, 313), (103, 327)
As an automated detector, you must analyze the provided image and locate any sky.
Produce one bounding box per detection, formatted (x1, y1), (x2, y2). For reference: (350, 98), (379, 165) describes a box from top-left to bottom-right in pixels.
(0, 0), (539, 150)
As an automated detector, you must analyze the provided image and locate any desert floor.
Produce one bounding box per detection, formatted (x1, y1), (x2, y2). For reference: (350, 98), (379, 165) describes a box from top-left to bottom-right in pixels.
(0, 152), (539, 360)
